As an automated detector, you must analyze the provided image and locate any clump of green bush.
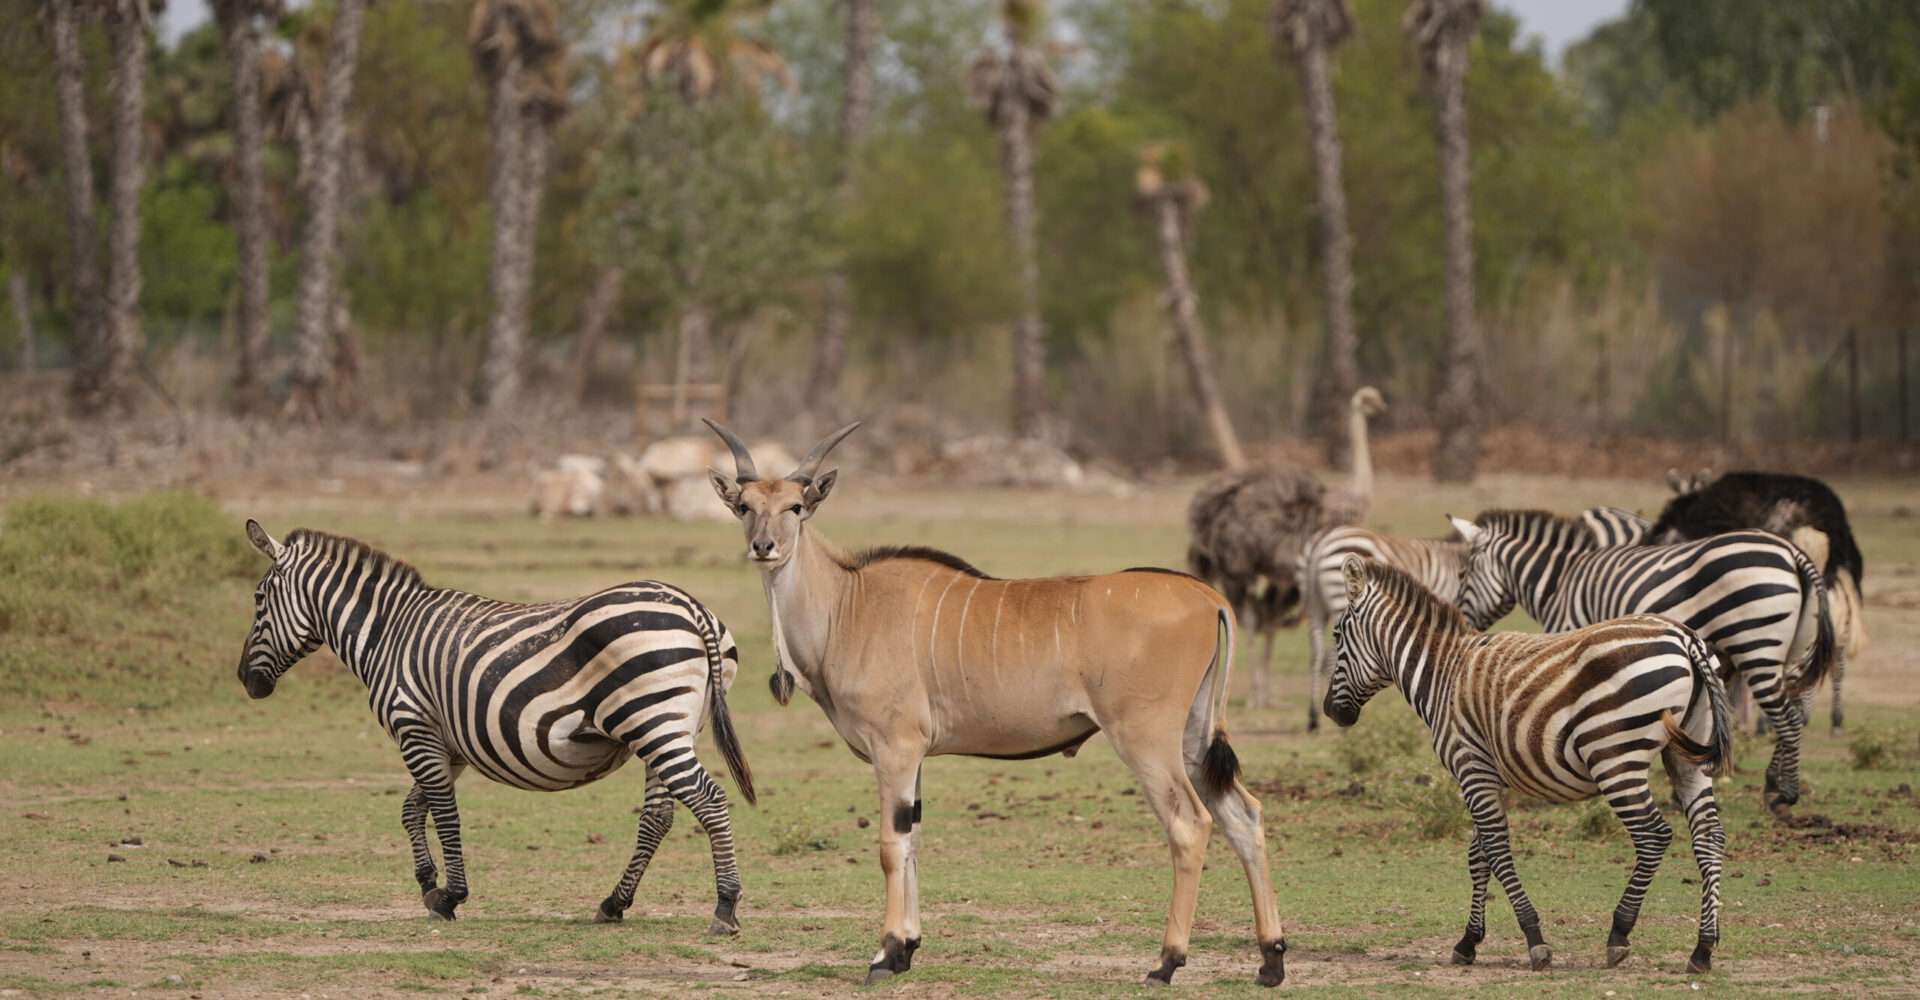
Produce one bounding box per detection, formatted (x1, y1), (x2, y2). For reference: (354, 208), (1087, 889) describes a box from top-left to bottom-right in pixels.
(1849, 726), (1911, 771)
(0, 491), (256, 634)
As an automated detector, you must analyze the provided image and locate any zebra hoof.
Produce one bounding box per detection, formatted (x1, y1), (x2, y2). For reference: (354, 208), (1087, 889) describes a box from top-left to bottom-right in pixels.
(1830, 726), (1846, 739)
(1528, 945), (1553, 971)
(706, 917), (741, 937)
(423, 889), (457, 920)
(593, 902), (623, 924)
(1606, 945), (1631, 968)
(1686, 946), (1713, 974)
(1450, 950), (1474, 966)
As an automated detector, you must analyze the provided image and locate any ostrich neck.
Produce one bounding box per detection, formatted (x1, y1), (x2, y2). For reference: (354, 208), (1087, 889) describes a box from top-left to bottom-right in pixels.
(1348, 405), (1373, 506)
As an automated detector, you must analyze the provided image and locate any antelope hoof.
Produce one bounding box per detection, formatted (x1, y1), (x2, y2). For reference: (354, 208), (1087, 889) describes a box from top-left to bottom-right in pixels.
(423, 888), (458, 920)
(1450, 949), (1475, 966)
(1141, 974), (1171, 988)
(1528, 945), (1553, 971)
(1255, 938), (1286, 987)
(706, 917), (741, 937)
(862, 967), (894, 986)
(1606, 945), (1631, 968)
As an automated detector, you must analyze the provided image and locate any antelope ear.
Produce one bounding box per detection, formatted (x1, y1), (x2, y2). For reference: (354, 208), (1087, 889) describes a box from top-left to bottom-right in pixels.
(245, 519), (283, 560)
(802, 467), (837, 509)
(707, 467), (743, 509)
(1340, 553), (1368, 603)
(1448, 515), (1481, 545)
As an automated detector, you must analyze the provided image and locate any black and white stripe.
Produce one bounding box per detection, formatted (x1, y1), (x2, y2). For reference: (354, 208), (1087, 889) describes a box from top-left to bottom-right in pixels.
(236, 522), (756, 931)
(1451, 509), (1834, 813)
(1325, 557), (1730, 974)
(1298, 508), (1652, 731)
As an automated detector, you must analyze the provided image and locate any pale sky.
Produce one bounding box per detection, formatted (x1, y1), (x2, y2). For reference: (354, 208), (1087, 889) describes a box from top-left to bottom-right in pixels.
(161, 0), (1634, 67)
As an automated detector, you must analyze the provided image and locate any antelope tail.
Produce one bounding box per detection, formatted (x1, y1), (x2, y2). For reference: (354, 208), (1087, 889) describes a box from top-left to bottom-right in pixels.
(1199, 606), (1242, 800)
(698, 612), (757, 807)
(1783, 543), (1837, 702)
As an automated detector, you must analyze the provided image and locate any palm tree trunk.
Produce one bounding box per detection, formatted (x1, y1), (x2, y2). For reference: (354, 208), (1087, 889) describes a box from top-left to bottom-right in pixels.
(49, 0), (101, 405)
(216, 0), (273, 415)
(566, 264), (621, 401)
(95, 0), (150, 416)
(1297, 40), (1359, 463)
(10, 269), (35, 372)
(1429, 34), (1478, 482)
(478, 49), (529, 410)
(806, 0), (880, 409)
(998, 68), (1048, 441)
(286, 0), (366, 422)
(1152, 197), (1245, 469)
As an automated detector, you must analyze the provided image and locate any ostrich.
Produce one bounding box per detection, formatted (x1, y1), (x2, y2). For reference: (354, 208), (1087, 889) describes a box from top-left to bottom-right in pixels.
(1650, 469), (1866, 734)
(1187, 385), (1384, 715)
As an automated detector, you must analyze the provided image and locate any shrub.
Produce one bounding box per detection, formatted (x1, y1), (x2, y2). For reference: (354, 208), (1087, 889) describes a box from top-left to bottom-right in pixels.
(1849, 726), (1909, 771)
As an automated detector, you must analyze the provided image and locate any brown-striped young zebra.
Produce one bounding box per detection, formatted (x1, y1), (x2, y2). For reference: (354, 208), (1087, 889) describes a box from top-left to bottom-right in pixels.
(235, 521), (756, 932)
(1297, 507), (1651, 732)
(1324, 556), (1732, 974)
(1450, 509), (1834, 814)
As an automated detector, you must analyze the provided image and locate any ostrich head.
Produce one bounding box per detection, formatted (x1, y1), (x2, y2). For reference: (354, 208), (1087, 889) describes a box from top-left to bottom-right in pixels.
(1351, 386), (1386, 418)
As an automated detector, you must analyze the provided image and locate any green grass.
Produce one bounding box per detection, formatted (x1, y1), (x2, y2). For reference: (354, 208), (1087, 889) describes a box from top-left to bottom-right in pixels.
(1, 476), (1917, 998)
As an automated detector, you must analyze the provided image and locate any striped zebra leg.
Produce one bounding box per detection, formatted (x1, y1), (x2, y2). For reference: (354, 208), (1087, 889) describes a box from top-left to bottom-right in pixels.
(398, 736), (468, 920)
(402, 783), (436, 898)
(1599, 778), (1672, 968)
(1458, 772), (1552, 971)
(671, 765), (743, 936)
(1451, 833), (1492, 965)
(1746, 665), (1806, 811)
(1667, 752), (1725, 973)
(1829, 646), (1846, 736)
(596, 774), (676, 924)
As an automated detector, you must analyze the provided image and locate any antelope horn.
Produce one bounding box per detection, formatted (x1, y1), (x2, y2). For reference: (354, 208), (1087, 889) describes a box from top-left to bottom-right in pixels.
(789, 421), (862, 483)
(701, 417), (760, 481)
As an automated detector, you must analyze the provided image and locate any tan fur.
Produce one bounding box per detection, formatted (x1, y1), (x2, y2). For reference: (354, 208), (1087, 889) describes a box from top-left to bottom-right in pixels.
(708, 421), (1288, 986)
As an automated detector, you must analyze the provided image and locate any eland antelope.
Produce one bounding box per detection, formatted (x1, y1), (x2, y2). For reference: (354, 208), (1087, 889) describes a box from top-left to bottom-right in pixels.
(703, 419), (1288, 988)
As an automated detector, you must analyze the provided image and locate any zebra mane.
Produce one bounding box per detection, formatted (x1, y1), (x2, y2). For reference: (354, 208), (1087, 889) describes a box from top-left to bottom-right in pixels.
(1475, 508), (1596, 548)
(283, 529), (425, 587)
(1362, 560), (1473, 634)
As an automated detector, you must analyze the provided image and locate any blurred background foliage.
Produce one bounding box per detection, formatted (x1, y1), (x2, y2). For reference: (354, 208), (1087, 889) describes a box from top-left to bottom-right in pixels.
(1, 0), (1917, 456)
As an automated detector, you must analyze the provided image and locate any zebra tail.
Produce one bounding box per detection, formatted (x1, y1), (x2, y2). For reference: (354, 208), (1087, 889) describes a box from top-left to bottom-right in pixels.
(697, 613), (757, 807)
(1668, 629), (1733, 777)
(1200, 607), (1242, 800)
(1783, 543), (1837, 701)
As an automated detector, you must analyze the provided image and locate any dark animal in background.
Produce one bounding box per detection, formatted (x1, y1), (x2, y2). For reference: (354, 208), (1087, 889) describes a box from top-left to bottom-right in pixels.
(1187, 386), (1384, 712)
(1651, 469), (1867, 733)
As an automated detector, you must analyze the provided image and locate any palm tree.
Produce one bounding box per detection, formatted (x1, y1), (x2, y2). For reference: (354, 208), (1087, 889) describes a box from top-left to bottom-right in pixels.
(285, 0), (367, 423)
(967, 0), (1057, 441)
(1406, 0), (1483, 482)
(804, 0), (879, 413)
(44, 0), (102, 410)
(212, 0), (280, 415)
(471, 0), (564, 411)
(1272, 0), (1359, 462)
(1138, 146), (1245, 469)
(85, 0), (161, 416)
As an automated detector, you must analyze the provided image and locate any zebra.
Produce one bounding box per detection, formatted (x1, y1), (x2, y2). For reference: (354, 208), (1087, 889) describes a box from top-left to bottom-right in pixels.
(1297, 507), (1652, 731)
(235, 520), (757, 933)
(1449, 509), (1834, 815)
(1324, 555), (1732, 974)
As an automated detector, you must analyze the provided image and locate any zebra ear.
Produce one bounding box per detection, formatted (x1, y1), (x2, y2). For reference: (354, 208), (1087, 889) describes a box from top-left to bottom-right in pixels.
(245, 519), (283, 560)
(1340, 554), (1368, 602)
(1448, 515), (1481, 545)
(1666, 468), (1687, 494)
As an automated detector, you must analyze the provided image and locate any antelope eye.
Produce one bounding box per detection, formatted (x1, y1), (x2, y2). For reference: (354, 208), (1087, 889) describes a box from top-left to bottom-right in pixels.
(735, 503), (750, 515)
(788, 504), (804, 515)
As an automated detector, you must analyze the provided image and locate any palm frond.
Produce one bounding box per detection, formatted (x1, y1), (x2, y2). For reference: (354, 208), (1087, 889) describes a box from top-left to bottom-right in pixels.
(1271, 0), (1352, 56)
